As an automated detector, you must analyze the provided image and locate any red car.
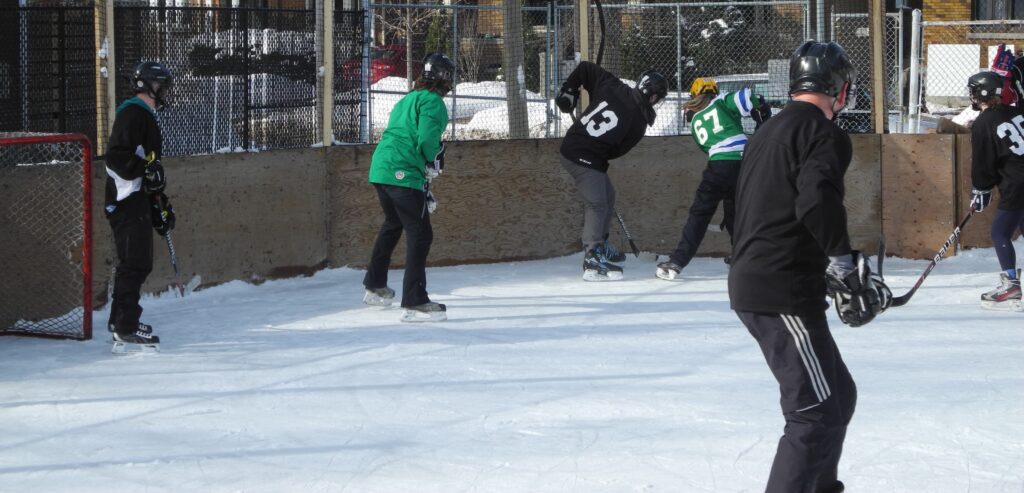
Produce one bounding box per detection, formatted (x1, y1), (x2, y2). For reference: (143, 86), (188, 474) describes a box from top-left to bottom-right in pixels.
(340, 44), (407, 88)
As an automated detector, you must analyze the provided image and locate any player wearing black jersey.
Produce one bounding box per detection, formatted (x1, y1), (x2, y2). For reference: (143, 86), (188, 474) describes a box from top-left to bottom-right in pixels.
(556, 62), (667, 281)
(966, 71), (1024, 311)
(729, 41), (890, 492)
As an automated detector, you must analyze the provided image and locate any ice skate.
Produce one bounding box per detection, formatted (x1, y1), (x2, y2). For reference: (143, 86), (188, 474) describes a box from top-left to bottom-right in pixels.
(111, 322), (160, 354)
(602, 239), (627, 263)
(401, 301), (447, 322)
(363, 286), (396, 307)
(980, 271), (1022, 312)
(656, 260), (683, 281)
(582, 246), (624, 282)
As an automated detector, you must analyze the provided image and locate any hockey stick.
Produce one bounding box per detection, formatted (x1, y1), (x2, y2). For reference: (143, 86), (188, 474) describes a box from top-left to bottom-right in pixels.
(613, 209), (641, 258)
(890, 207), (976, 307)
(164, 232), (186, 297)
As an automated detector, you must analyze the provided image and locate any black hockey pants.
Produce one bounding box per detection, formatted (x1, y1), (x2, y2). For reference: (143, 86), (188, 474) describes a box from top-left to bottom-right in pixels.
(364, 183), (433, 307)
(668, 159), (738, 267)
(736, 310), (856, 493)
(107, 192), (154, 331)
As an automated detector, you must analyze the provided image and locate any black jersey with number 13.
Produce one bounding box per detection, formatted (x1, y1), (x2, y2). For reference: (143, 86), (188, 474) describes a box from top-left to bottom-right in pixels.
(559, 62), (654, 173)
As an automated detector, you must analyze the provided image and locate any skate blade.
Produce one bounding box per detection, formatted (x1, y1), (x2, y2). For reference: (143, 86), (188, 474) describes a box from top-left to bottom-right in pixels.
(583, 269), (624, 282)
(111, 341), (160, 354)
(656, 268), (682, 281)
(363, 291), (395, 307)
(980, 299), (1024, 312)
(400, 310), (447, 323)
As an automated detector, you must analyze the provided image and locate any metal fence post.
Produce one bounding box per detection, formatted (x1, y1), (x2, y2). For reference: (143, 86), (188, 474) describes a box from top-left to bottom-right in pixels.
(676, 5), (683, 136)
(908, 8), (921, 133)
(360, 1), (370, 143)
(242, 10), (251, 150)
(321, 0), (335, 146)
(450, 5), (458, 140)
(871, 0), (885, 133)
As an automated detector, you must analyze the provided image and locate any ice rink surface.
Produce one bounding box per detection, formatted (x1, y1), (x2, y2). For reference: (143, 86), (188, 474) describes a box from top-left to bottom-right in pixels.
(1, 246), (1021, 492)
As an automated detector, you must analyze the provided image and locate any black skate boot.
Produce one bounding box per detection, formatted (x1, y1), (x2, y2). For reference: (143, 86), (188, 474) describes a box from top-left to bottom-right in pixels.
(980, 270), (1022, 311)
(363, 286), (396, 307)
(583, 245), (624, 282)
(602, 237), (627, 263)
(401, 301), (447, 323)
(112, 322), (160, 353)
(656, 259), (683, 281)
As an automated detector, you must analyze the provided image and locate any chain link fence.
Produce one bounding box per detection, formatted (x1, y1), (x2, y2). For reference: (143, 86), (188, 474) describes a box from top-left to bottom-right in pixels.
(0, 2), (98, 147)
(362, 2), (578, 142)
(1, 1), (947, 154)
(590, 1), (809, 136)
(908, 19), (1024, 132)
(115, 4), (319, 156)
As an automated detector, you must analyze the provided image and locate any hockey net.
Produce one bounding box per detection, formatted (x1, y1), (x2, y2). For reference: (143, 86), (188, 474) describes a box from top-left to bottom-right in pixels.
(0, 133), (92, 340)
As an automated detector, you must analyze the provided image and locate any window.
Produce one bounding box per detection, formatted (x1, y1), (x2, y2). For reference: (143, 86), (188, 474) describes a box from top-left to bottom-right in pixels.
(974, 0), (1024, 20)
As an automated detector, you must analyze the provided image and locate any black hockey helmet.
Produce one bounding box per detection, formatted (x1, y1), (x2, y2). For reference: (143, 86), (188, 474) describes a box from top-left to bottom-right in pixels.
(422, 52), (455, 84)
(789, 41), (857, 107)
(967, 71), (1003, 101)
(132, 61), (173, 111)
(637, 70), (669, 106)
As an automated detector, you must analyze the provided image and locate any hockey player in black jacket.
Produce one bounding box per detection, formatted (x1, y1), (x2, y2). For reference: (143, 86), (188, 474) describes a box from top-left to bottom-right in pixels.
(556, 62), (668, 281)
(104, 61), (176, 351)
(729, 42), (891, 493)
(966, 71), (1024, 311)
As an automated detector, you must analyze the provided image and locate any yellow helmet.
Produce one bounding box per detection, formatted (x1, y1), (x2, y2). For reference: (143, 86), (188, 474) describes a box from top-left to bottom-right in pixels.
(689, 77), (719, 96)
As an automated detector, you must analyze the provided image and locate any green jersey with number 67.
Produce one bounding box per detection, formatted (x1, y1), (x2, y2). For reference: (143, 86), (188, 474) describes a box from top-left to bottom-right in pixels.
(690, 88), (761, 161)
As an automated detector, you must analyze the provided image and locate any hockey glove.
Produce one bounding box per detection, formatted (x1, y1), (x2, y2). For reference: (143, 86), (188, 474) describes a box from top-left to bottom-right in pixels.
(143, 161), (166, 194)
(555, 85), (579, 114)
(825, 251), (892, 327)
(752, 95), (772, 130)
(151, 193), (176, 236)
(971, 188), (992, 212)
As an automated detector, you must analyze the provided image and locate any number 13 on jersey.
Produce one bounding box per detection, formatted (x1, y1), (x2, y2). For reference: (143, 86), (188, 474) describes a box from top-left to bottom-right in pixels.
(581, 101), (620, 137)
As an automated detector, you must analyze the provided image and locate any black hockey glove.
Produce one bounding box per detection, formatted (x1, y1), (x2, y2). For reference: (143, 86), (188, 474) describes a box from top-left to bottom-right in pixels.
(143, 161), (166, 194)
(751, 95), (772, 130)
(971, 188), (992, 212)
(825, 251), (892, 327)
(151, 193), (176, 236)
(555, 85), (579, 113)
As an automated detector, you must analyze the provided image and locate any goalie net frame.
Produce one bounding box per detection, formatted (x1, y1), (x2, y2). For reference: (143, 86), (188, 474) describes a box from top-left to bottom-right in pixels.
(0, 132), (93, 341)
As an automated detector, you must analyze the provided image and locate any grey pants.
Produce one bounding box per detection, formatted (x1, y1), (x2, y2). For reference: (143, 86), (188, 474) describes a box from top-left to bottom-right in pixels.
(561, 157), (615, 251)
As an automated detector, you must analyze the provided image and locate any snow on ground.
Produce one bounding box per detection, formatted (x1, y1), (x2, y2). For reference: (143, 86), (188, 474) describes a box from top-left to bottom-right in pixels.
(1, 245), (1022, 492)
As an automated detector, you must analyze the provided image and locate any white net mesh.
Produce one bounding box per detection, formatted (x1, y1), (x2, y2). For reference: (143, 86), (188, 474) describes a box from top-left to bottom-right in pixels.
(0, 133), (91, 340)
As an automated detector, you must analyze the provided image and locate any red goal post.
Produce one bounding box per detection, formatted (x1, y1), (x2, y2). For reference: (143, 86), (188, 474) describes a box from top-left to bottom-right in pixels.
(0, 133), (93, 340)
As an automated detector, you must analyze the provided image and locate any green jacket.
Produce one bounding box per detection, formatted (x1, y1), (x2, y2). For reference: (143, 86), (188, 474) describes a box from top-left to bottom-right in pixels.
(369, 89), (450, 190)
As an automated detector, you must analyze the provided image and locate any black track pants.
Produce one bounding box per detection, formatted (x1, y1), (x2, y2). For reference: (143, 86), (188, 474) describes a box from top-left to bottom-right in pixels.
(363, 183), (433, 307)
(736, 309), (856, 493)
(668, 159), (739, 267)
(107, 192), (154, 330)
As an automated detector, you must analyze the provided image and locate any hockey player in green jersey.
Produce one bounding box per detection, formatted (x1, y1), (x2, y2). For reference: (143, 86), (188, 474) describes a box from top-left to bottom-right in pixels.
(363, 53), (453, 322)
(657, 78), (772, 280)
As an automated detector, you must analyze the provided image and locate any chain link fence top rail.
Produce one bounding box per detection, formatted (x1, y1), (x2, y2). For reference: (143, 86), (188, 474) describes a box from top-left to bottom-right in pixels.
(0, 2), (98, 148)
(915, 20), (1024, 123)
(0, 133), (91, 340)
(114, 5), (319, 157)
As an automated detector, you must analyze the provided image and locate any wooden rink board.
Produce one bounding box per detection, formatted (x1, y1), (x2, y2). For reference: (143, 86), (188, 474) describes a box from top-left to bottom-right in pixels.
(881, 134), (956, 259)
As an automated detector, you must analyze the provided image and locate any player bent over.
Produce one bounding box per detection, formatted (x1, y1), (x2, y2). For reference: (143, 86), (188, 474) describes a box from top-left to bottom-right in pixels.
(362, 53), (453, 322)
(656, 77), (772, 280)
(105, 61), (176, 352)
(966, 71), (1024, 311)
(556, 62), (668, 281)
